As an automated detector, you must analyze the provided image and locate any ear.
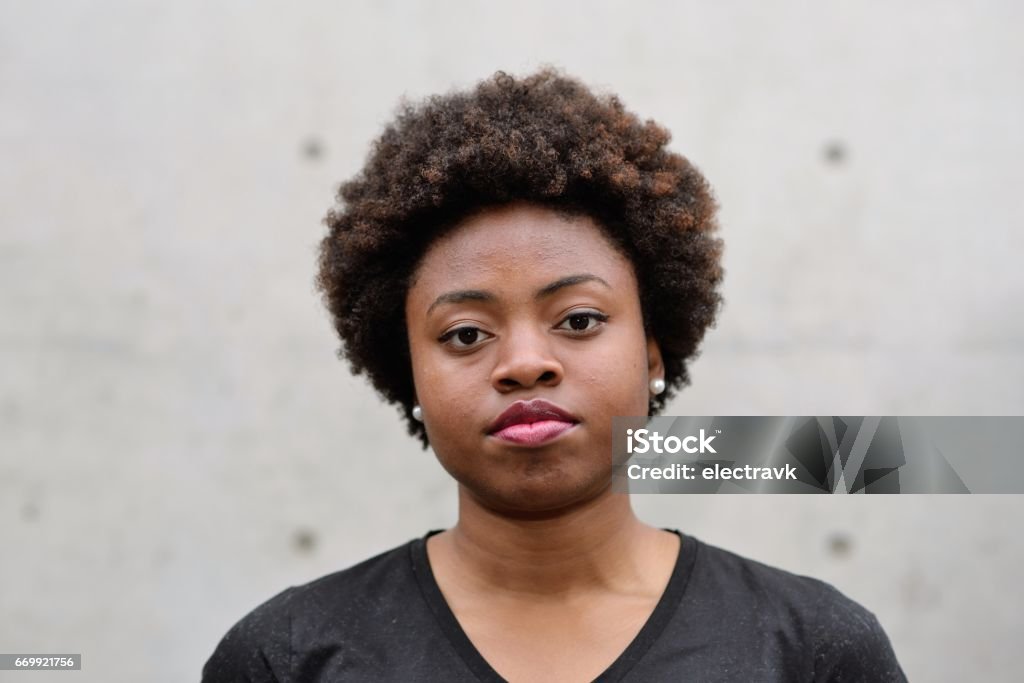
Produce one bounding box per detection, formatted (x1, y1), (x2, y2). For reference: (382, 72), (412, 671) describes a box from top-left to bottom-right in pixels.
(646, 336), (664, 383)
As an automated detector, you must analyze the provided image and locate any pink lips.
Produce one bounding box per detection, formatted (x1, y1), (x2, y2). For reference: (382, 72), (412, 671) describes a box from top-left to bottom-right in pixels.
(487, 399), (579, 447)
(492, 420), (576, 445)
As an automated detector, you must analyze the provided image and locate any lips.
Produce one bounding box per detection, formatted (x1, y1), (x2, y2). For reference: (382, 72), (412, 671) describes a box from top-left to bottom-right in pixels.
(487, 399), (579, 446)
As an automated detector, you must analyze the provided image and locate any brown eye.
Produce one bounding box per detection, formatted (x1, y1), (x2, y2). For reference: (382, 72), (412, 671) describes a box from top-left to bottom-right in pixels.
(569, 314), (591, 330)
(439, 325), (493, 350)
(557, 310), (609, 334)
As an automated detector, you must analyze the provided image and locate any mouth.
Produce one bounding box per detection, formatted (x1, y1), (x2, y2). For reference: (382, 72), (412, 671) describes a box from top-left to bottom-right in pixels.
(491, 420), (578, 446)
(487, 399), (580, 447)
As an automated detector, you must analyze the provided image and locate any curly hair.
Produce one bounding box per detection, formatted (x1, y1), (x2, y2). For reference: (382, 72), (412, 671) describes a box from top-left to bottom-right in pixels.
(316, 68), (724, 447)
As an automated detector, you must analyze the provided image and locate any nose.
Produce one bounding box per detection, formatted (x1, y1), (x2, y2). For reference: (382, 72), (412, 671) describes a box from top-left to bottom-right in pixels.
(490, 323), (564, 392)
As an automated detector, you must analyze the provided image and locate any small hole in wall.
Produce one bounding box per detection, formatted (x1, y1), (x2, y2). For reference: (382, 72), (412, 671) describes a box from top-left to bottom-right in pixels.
(293, 528), (317, 554)
(823, 141), (846, 165)
(302, 138), (324, 161)
(827, 531), (853, 558)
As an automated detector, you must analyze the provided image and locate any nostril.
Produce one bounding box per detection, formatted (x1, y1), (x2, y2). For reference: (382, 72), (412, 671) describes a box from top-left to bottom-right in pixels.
(495, 370), (558, 390)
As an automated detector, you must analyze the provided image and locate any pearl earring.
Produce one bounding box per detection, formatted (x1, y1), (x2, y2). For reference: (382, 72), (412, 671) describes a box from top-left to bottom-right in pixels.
(411, 405), (423, 422)
(649, 378), (666, 396)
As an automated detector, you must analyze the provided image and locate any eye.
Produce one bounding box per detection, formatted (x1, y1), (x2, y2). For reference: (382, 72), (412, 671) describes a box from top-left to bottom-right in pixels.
(556, 310), (609, 334)
(438, 325), (494, 350)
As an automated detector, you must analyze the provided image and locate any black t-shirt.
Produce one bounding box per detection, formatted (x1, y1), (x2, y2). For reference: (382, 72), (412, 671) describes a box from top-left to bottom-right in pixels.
(202, 530), (907, 682)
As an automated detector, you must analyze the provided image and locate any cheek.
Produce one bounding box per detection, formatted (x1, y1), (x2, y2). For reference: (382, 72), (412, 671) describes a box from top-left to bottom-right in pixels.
(408, 337), (450, 399)
(575, 332), (650, 409)
(412, 352), (480, 434)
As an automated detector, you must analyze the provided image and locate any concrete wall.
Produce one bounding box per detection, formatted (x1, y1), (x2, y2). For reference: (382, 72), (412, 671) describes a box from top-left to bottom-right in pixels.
(2, 1), (1022, 680)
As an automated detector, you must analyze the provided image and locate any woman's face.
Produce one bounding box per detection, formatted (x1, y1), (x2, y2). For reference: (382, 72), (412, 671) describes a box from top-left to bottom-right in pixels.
(405, 203), (663, 514)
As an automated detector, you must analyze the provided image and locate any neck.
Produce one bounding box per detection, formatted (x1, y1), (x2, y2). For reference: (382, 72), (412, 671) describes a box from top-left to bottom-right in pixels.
(438, 485), (668, 597)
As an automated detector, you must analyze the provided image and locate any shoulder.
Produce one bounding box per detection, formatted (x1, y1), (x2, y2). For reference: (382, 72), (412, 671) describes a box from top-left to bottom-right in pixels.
(689, 537), (906, 681)
(201, 539), (416, 683)
(690, 537), (834, 614)
(810, 582), (907, 682)
(285, 537), (416, 615)
(201, 584), (297, 682)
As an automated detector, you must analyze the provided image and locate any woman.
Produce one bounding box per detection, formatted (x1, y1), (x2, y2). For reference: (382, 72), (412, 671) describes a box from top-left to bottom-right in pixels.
(203, 69), (906, 682)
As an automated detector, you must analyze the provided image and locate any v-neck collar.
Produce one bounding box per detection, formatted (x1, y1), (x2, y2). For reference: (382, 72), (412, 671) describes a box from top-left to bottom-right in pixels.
(409, 528), (697, 683)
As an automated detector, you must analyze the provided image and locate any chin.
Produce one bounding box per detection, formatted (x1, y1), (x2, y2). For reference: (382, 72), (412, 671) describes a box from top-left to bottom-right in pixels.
(467, 468), (610, 517)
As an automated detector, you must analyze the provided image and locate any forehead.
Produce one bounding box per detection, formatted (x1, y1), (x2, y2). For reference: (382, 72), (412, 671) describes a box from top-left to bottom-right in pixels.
(410, 203), (635, 292)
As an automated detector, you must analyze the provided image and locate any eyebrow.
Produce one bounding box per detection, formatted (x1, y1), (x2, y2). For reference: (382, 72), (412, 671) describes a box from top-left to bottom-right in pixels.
(426, 273), (611, 314)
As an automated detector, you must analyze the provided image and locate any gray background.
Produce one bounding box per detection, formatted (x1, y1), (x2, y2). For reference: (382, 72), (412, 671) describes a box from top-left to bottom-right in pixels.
(2, 1), (1022, 681)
